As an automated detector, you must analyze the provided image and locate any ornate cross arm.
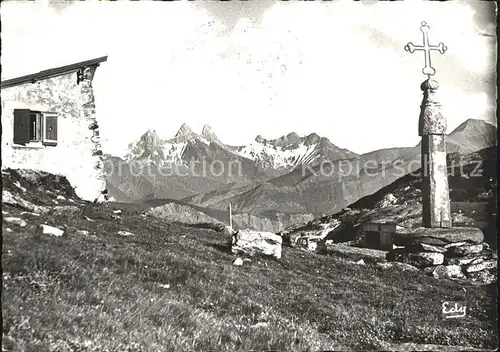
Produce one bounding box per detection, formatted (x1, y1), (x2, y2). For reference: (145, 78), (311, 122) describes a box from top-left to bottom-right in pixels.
(404, 21), (448, 77)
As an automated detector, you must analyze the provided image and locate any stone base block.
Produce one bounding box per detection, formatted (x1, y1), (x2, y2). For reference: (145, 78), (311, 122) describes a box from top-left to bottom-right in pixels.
(393, 227), (483, 246)
(231, 230), (282, 260)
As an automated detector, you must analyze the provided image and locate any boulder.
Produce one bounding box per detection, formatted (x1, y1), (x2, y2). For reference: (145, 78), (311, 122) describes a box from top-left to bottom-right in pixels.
(445, 255), (481, 266)
(231, 230), (282, 260)
(386, 249), (444, 268)
(470, 257), (486, 265)
(431, 265), (465, 279)
(393, 227), (483, 246)
(49, 206), (80, 216)
(376, 262), (419, 272)
(295, 237), (326, 253)
(445, 243), (483, 257)
(232, 258), (243, 266)
(465, 260), (497, 273)
(466, 270), (497, 285)
(288, 220), (340, 248)
(3, 217), (27, 227)
(40, 224), (64, 237)
(20, 211), (41, 217)
(444, 241), (469, 248)
(117, 230), (134, 237)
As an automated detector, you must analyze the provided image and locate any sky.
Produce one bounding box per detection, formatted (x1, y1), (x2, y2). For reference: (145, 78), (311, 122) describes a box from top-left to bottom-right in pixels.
(1, 0), (497, 156)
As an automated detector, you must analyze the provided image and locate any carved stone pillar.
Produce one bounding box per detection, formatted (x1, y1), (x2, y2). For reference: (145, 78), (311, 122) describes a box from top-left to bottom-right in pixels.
(419, 79), (451, 228)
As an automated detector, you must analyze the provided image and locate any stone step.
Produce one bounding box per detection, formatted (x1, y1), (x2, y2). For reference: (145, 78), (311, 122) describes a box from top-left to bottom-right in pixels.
(393, 227), (483, 246)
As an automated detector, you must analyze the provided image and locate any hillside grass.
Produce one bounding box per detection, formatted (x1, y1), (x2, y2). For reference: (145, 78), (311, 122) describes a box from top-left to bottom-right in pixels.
(2, 202), (498, 351)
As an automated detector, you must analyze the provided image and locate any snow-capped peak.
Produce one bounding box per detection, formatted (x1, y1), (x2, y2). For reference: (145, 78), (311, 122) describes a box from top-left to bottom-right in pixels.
(201, 124), (221, 143)
(126, 126), (356, 171)
(234, 131), (357, 169)
(175, 123), (199, 141)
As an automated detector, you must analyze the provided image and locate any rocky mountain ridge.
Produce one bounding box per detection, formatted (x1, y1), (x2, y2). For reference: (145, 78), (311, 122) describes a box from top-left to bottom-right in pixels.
(234, 131), (358, 170)
(125, 123), (358, 171)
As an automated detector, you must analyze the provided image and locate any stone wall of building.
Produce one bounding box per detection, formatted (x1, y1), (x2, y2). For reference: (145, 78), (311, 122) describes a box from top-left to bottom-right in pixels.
(1, 68), (105, 201)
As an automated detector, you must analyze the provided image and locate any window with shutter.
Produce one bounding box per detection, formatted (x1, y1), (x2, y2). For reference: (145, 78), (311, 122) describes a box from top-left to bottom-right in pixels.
(42, 113), (58, 146)
(13, 109), (31, 145)
(13, 110), (58, 147)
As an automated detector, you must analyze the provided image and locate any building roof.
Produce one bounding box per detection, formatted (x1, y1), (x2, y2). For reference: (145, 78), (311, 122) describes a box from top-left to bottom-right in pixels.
(1, 56), (108, 89)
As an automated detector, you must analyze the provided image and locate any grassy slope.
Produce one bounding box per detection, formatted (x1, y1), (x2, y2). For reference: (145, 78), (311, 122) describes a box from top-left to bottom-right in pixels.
(2, 201), (498, 351)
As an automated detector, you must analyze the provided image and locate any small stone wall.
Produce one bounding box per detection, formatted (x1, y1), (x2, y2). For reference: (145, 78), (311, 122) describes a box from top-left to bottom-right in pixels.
(386, 227), (497, 284)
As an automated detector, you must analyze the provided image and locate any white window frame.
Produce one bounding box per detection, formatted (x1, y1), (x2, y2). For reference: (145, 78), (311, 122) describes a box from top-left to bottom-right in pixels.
(42, 112), (58, 145)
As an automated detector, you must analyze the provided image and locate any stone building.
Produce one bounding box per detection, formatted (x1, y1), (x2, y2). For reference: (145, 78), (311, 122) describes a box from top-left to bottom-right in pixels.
(1, 56), (108, 201)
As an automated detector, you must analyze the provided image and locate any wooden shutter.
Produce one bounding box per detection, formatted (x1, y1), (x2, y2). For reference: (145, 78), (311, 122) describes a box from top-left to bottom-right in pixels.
(42, 113), (58, 146)
(13, 109), (31, 145)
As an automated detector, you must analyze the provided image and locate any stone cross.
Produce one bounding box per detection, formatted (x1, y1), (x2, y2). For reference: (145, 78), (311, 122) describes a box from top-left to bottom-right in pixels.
(404, 21), (448, 78)
(405, 22), (452, 228)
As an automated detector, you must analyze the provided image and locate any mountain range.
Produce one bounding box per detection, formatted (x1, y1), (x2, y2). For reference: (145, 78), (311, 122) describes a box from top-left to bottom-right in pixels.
(124, 123), (357, 172)
(105, 118), (496, 226)
(105, 122), (363, 202)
